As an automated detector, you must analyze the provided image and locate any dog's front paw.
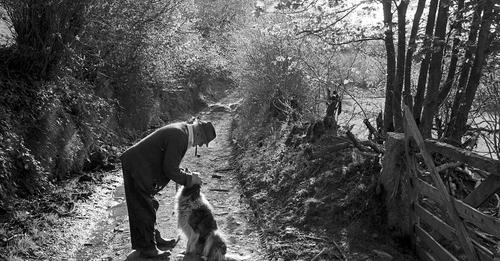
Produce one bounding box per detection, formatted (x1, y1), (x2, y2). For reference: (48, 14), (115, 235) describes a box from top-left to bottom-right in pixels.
(176, 253), (204, 261)
(174, 253), (185, 261)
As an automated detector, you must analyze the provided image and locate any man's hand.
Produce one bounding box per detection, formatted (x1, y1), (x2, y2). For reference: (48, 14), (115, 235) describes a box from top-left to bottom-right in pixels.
(191, 172), (202, 186)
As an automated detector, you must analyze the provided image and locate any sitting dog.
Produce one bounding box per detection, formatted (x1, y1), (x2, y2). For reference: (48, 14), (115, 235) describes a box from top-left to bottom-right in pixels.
(175, 184), (227, 261)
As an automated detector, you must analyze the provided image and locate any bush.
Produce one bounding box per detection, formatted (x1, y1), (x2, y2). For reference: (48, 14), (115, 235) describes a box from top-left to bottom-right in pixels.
(71, 0), (236, 134)
(30, 77), (115, 179)
(234, 33), (308, 144)
(0, 0), (89, 80)
(0, 74), (116, 201)
(0, 0), (241, 203)
(0, 126), (51, 201)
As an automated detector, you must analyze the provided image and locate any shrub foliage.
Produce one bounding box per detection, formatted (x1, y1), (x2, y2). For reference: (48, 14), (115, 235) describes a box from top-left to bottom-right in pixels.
(0, 0), (240, 203)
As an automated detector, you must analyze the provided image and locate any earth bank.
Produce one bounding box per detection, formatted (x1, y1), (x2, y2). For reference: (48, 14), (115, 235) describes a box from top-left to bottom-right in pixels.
(231, 114), (418, 260)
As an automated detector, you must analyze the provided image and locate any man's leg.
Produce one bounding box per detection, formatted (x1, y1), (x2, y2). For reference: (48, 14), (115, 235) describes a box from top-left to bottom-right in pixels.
(152, 194), (177, 248)
(123, 169), (156, 249)
(123, 169), (169, 257)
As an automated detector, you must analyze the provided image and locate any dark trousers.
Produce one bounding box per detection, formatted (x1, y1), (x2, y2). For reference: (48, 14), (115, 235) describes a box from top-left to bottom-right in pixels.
(122, 168), (159, 250)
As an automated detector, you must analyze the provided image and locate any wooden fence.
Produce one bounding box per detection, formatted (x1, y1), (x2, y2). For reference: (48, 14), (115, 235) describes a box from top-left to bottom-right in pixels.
(379, 106), (500, 261)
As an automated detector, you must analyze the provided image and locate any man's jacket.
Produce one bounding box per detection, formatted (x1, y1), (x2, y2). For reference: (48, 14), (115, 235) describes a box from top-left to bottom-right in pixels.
(120, 122), (192, 195)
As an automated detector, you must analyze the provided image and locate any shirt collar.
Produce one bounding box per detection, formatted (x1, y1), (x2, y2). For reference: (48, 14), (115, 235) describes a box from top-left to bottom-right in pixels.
(187, 124), (194, 148)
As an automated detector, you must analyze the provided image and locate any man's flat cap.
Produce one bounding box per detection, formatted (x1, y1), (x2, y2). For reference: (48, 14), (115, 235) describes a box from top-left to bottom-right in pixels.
(200, 121), (216, 145)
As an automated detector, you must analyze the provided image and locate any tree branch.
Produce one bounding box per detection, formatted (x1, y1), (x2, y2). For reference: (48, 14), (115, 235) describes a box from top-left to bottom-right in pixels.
(327, 37), (384, 46)
(295, 1), (366, 36)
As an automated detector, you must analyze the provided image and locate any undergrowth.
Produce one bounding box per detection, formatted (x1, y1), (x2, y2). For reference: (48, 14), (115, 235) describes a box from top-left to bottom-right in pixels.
(0, 171), (112, 260)
(231, 120), (415, 260)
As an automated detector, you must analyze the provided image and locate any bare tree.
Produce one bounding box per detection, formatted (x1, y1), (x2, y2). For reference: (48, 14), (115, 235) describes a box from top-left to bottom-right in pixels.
(420, 0), (451, 138)
(391, 0), (409, 132)
(382, 0), (395, 134)
(403, 0), (426, 109)
(381, 0), (498, 145)
(446, 0), (496, 142)
(436, 0), (466, 107)
(413, 0), (439, 123)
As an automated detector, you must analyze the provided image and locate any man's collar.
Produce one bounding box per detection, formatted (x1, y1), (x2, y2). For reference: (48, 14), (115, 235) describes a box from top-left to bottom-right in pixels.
(187, 124), (194, 148)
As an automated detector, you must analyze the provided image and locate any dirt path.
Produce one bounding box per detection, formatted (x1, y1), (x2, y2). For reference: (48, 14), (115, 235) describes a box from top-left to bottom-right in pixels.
(75, 95), (266, 260)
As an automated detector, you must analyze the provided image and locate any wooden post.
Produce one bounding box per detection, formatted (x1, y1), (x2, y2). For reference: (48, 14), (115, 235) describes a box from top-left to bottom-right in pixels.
(378, 132), (412, 237)
(404, 116), (419, 249)
(403, 105), (479, 261)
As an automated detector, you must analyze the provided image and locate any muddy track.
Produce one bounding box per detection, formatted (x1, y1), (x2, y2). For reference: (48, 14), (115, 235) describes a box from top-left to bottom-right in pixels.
(74, 94), (267, 260)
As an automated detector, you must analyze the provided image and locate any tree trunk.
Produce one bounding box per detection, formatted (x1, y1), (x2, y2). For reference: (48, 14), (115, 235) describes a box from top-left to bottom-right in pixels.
(436, 0), (465, 107)
(413, 0), (439, 123)
(392, 1), (408, 132)
(383, 0), (395, 134)
(438, 0), (464, 106)
(403, 0), (426, 109)
(445, 1), (483, 140)
(447, 0), (494, 141)
(420, 0), (451, 138)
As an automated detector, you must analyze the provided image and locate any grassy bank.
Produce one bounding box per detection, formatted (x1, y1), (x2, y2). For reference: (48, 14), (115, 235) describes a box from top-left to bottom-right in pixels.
(230, 119), (416, 260)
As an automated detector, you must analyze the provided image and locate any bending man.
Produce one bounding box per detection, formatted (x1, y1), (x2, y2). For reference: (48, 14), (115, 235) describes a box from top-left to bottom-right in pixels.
(120, 119), (216, 258)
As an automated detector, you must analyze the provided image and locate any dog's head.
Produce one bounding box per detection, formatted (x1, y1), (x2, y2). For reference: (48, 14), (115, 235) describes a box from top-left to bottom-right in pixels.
(181, 184), (202, 199)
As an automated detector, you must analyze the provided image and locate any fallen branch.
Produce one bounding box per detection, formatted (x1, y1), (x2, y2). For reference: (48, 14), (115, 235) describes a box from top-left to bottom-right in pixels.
(312, 142), (353, 158)
(332, 239), (347, 261)
(209, 188), (230, 192)
(467, 167), (490, 179)
(303, 235), (328, 242)
(215, 167), (234, 173)
(310, 248), (327, 261)
(346, 130), (370, 152)
(436, 162), (463, 172)
(456, 166), (488, 179)
(363, 119), (384, 143)
(472, 230), (497, 246)
(360, 140), (384, 154)
(346, 131), (381, 156)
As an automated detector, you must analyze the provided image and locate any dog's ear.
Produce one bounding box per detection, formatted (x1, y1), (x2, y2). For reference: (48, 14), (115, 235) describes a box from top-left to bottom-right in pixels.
(188, 184), (201, 199)
(181, 184), (201, 198)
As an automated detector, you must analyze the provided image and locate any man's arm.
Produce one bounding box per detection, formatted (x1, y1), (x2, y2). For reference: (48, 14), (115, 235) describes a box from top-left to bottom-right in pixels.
(162, 135), (193, 187)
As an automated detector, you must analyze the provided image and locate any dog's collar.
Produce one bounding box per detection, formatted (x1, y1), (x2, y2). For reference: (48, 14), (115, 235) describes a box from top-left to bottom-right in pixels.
(187, 124), (194, 148)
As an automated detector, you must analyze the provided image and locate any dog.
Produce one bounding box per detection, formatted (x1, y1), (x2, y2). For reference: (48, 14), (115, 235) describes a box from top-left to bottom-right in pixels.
(175, 184), (227, 261)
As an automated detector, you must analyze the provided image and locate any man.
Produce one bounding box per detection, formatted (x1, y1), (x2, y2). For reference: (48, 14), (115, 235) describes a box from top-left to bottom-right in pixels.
(120, 119), (217, 258)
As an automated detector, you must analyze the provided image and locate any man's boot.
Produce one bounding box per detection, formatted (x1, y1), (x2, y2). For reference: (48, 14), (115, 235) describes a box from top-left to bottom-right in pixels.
(139, 245), (171, 259)
(155, 229), (177, 248)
